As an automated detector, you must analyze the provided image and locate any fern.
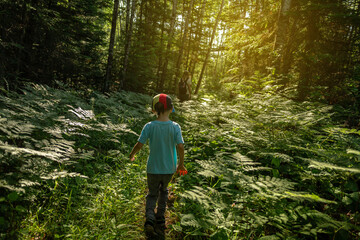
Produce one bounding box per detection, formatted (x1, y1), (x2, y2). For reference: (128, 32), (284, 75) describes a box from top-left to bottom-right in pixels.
(304, 157), (360, 173)
(180, 214), (201, 228)
(181, 186), (214, 209)
(173, 93), (360, 239)
(0, 84), (154, 237)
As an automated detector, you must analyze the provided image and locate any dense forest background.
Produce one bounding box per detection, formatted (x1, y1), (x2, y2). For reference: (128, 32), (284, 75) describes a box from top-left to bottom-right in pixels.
(2, 0), (360, 108)
(1, 0), (360, 239)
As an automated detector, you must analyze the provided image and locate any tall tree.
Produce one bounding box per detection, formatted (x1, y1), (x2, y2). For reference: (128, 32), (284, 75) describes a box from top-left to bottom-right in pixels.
(195, 0), (224, 94)
(189, 0), (207, 81)
(122, 0), (137, 87)
(297, 3), (319, 101)
(104, 0), (120, 92)
(156, 0), (168, 87)
(158, 0), (178, 92)
(273, 0), (292, 75)
(172, 0), (194, 92)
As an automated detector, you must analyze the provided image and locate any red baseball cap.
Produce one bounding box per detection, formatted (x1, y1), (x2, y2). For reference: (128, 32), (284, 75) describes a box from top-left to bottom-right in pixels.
(152, 94), (175, 113)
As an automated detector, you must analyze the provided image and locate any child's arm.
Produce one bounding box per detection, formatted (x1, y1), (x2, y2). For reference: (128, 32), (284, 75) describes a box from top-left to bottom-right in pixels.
(176, 143), (187, 174)
(129, 142), (144, 161)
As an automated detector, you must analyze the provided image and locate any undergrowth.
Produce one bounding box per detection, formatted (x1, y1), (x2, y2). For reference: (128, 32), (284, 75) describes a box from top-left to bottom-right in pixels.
(170, 94), (360, 239)
(1, 84), (360, 239)
(0, 84), (152, 239)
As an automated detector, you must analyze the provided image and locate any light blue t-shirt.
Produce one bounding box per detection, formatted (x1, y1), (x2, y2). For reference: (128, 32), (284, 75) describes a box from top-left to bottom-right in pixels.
(138, 120), (184, 174)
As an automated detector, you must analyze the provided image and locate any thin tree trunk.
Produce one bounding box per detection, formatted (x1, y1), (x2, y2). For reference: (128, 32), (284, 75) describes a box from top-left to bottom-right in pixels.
(274, 0), (292, 49)
(214, 24), (225, 76)
(125, 0), (131, 34)
(116, 6), (122, 52)
(282, 14), (298, 75)
(156, 0), (167, 86)
(297, 9), (318, 101)
(104, 0), (120, 92)
(274, 0), (292, 74)
(173, 0), (194, 93)
(158, 0), (177, 92)
(122, 0), (137, 88)
(195, 0), (224, 94)
(185, 21), (193, 69)
(189, 0), (206, 85)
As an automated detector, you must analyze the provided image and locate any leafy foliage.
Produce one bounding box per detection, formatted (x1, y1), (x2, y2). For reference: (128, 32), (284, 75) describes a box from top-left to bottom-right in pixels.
(0, 83), (152, 238)
(1, 84), (360, 239)
(0, 0), (110, 88)
(171, 93), (360, 239)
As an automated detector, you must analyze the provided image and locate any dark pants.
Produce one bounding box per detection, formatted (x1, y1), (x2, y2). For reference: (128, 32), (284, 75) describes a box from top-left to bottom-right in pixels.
(179, 93), (190, 102)
(146, 173), (173, 223)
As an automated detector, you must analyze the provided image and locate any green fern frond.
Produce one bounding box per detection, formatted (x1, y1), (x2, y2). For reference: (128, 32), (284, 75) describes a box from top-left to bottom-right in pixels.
(285, 192), (336, 204)
(181, 186), (213, 208)
(0, 143), (63, 162)
(302, 157), (360, 173)
(40, 170), (88, 180)
(180, 214), (201, 228)
(197, 169), (218, 178)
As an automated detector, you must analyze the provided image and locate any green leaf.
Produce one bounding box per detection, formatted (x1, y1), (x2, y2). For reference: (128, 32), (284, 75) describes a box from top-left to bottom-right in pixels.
(342, 196), (353, 205)
(181, 214), (200, 227)
(306, 158), (360, 173)
(285, 192), (336, 204)
(344, 181), (358, 192)
(259, 235), (281, 240)
(171, 224), (183, 232)
(347, 149), (360, 155)
(15, 205), (27, 213)
(7, 192), (19, 202)
(0, 217), (5, 225)
(272, 169), (280, 177)
(210, 228), (228, 239)
(271, 158), (280, 167)
(349, 192), (359, 202)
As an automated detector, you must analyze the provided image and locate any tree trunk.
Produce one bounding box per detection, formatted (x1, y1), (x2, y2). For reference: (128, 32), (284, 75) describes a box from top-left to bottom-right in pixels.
(172, 0), (194, 93)
(156, 0), (167, 86)
(195, 0), (224, 94)
(213, 24), (225, 77)
(185, 21), (193, 69)
(297, 8), (319, 101)
(274, 0), (292, 74)
(158, 0), (177, 92)
(104, 0), (120, 92)
(122, 0), (137, 88)
(274, 0), (292, 49)
(281, 13), (298, 75)
(125, 0), (131, 34)
(189, 0), (206, 86)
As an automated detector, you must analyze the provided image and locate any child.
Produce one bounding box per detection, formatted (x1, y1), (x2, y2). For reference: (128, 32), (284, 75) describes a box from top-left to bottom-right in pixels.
(129, 93), (187, 237)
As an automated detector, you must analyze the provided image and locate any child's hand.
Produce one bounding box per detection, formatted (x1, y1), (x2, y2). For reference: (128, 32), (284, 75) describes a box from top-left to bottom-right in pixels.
(176, 165), (188, 176)
(129, 142), (143, 162)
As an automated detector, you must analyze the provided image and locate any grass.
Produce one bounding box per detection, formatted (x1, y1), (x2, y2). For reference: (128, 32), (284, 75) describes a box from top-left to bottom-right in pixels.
(19, 151), (148, 240)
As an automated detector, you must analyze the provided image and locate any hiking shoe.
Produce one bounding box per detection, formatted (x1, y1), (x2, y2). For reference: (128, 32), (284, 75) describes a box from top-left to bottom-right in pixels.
(156, 216), (166, 225)
(155, 217), (166, 239)
(156, 220), (166, 230)
(144, 221), (157, 238)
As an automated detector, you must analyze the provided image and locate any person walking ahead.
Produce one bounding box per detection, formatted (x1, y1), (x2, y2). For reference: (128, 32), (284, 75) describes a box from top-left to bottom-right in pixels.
(129, 93), (187, 238)
(178, 70), (192, 102)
